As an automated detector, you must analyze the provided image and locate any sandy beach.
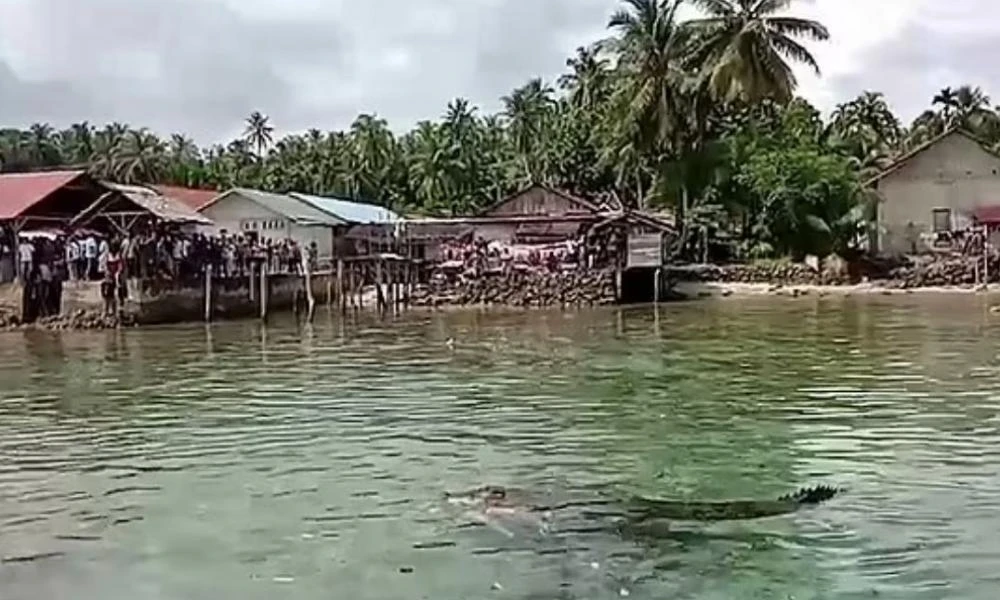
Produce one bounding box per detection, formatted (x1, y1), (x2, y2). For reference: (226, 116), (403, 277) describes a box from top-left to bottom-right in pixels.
(672, 280), (998, 298)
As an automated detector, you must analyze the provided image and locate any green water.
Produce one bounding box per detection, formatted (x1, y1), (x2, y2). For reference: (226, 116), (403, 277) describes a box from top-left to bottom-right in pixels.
(2, 296), (1000, 599)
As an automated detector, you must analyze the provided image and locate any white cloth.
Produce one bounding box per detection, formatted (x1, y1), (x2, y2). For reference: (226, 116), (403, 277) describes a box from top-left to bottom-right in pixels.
(17, 241), (33, 263)
(84, 236), (98, 259)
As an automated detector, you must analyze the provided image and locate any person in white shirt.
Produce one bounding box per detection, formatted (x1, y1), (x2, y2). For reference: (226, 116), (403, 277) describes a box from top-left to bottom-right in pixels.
(97, 237), (110, 277)
(65, 238), (80, 281)
(83, 235), (98, 280)
(17, 239), (34, 283)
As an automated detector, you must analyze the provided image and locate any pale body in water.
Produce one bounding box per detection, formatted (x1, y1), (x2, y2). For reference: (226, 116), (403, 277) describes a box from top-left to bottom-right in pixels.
(444, 484), (841, 537)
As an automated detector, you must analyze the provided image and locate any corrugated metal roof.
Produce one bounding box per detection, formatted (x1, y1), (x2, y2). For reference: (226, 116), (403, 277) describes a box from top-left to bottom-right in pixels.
(289, 192), (399, 224)
(152, 185), (220, 210)
(201, 188), (345, 226)
(0, 170), (87, 219)
(103, 183), (214, 224)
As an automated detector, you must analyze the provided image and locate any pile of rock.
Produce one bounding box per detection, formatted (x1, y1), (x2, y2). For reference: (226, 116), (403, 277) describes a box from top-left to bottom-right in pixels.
(33, 310), (137, 331)
(884, 255), (1000, 288)
(666, 262), (850, 286)
(0, 310), (138, 331)
(0, 309), (20, 328)
(412, 270), (617, 308)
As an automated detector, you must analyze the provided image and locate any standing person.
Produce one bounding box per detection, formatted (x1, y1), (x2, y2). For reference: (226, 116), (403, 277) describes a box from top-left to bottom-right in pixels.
(106, 241), (125, 308)
(97, 235), (110, 280)
(37, 261), (52, 317)
(65, 236), (80, 281)
(83, 233), (98, 280)
(100, 271), (116, 315)
(17, 236), (34, 284)
(0, 232), (14, 283)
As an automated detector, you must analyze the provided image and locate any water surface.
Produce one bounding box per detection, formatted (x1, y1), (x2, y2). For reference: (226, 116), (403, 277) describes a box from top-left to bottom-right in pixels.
(2, 295), (1000, 599)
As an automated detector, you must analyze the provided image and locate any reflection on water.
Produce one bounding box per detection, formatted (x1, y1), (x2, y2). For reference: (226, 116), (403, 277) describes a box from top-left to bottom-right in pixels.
(2, 295), (1000, 599)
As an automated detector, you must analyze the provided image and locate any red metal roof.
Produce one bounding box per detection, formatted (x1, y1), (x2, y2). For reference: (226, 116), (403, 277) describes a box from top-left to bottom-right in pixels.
(972, 205), (1000, 224)
(152, 185), (219, 210)
(0, 170), (87, 219)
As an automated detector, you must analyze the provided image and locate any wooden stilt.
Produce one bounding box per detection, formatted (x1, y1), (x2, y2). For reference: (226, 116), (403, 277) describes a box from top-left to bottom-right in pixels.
(304, 261), (316, 321)
(249, 262), (255, 302)
(653, 268), (661, 304)
(259, 263), (268, 321)
(358, 264), (364, 310)
(375, 260), (385, 312)
(204, 265), (213, 322)
(337, 259), (345, 313)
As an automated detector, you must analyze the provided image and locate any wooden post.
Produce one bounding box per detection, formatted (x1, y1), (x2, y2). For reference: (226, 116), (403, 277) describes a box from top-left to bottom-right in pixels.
(653, 267), (661, 304)
(259, 262), (268, 321)
(204, 265), (213, 322)
(337, 259), (345, 313)
(403, 262), (410, 308)
(615, 268), (623, 303)
(249, 262), (255, 302)
(304, 260), (316, 321)
(389, 261), (397, 311)
(358, 264), (364, 309)
(375, 259), (385, 312)
(326, 270), (332, 306)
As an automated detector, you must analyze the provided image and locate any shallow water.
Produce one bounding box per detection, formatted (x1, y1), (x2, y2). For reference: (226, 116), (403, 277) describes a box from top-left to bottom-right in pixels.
(2, 295), (1000, 599)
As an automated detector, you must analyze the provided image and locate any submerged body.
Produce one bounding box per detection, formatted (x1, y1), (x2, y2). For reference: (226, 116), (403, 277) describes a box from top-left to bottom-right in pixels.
(444, 484), (840, 537)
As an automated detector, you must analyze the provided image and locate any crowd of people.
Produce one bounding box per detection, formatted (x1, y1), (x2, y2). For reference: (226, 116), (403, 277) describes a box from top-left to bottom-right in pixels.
(437, 235), (602, 277)
(0, 224), (320, 318)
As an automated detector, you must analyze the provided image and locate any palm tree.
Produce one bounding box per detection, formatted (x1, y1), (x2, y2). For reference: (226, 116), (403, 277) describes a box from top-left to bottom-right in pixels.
(243, 111), (274, 158)
(604, 0), (694, 208)
(559, 45), (612, 110)
(686, 0), (830, 104)
(932, 85), (996, 132)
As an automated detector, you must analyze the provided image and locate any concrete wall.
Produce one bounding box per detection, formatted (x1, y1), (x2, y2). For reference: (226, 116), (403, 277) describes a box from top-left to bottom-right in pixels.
(0, 274), (333, 325)
(198, 192), (335, 258)
(877, 132), (1000, 253)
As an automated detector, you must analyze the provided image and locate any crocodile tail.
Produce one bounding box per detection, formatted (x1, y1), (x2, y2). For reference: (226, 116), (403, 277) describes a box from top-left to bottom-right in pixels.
(778, 485), (840, 506)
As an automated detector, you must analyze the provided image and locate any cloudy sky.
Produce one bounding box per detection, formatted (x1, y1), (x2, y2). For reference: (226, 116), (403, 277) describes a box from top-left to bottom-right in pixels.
(0, 0), (995, 145)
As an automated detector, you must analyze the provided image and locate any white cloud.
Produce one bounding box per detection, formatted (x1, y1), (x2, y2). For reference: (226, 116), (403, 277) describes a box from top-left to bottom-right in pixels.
(0, 0), (996, 143)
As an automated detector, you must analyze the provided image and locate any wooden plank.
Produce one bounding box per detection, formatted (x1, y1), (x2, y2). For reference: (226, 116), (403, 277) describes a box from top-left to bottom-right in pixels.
(627, 233), (663, 268)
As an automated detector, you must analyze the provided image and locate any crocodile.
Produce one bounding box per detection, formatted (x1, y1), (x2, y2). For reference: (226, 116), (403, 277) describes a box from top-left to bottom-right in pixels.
(444, 484), (840, 535)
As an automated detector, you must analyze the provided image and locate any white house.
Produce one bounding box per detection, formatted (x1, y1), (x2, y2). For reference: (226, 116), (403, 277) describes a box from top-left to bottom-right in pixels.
(197, 188), (346, 259)
(869, 128), (1000, 253)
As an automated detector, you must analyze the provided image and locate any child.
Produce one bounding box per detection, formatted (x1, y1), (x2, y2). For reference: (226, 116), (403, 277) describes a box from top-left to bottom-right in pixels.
(101, 273), (117, 316)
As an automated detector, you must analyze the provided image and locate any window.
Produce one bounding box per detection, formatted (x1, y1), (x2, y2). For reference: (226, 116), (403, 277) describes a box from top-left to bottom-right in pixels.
(932, 208), (952, 232)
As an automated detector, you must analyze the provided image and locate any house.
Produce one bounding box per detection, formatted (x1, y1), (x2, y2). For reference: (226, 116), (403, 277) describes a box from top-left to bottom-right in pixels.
(197, 188), (345, 259)
(152, 185), (220, 211)
(402, 184), (673, 265)
(289, 192), (400, 256)
(72, 182), (214, 233)
(868, 127), (1000, 253)
(0, 170), (112, 229)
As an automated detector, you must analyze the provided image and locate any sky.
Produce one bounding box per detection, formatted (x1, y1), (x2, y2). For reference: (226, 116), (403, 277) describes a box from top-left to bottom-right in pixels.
(0, 0), (996, 146)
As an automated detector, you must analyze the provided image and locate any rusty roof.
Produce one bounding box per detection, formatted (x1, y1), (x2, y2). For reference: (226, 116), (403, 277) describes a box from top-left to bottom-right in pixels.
(865, 127), (999, 186)
(0, 170), (89, 219)
(152, 185), (220, 210)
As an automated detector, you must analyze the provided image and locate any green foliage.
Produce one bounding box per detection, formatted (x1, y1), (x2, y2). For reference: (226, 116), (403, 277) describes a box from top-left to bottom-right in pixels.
(0, 1), (990, 261)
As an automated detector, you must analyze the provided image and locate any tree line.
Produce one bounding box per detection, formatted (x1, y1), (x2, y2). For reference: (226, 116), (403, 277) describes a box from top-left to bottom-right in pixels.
(0, 0), (994, 258)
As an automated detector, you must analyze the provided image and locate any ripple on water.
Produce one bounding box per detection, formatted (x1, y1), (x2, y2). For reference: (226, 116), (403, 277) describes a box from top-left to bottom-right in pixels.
(1, 301), (1000, 599)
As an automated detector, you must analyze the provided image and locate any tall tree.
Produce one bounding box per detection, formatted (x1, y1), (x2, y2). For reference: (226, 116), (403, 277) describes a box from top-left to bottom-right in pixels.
(243, 111), (274, 158)
(686, 0), (830, 104)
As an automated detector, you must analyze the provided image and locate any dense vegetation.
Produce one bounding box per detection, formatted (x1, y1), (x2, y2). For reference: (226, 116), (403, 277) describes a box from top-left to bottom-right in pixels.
(0, 0), (994, 258)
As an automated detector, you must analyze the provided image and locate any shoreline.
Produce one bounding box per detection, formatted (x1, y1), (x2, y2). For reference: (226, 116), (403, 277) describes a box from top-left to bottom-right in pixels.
(671, 280), (996, 298)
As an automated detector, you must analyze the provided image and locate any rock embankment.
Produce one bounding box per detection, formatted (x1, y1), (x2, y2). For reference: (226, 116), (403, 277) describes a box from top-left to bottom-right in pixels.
(411, 270), (616, 308)
(0, 309), (136, 331)
(668, 254), (999, 289)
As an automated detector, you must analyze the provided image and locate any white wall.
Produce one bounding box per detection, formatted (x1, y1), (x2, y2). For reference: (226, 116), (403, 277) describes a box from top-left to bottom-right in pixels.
(878, 133), (1000, 253)
(199, 192), (333, 258)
